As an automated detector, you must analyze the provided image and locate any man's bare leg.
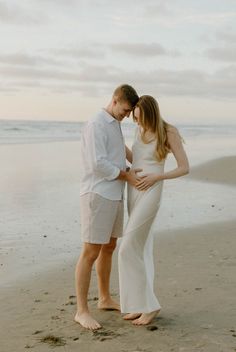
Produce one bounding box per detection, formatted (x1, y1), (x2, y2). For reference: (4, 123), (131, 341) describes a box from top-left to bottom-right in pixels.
(74, 243), (102, 330)
(96, 237), (120, 310)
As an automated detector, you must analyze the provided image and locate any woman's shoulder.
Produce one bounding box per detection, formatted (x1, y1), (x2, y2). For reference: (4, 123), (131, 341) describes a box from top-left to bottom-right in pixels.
(166, 124), (180, 137)
(166, 125), (183, 145)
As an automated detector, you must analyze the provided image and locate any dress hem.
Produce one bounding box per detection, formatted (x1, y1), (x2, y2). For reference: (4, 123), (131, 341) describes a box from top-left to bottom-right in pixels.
(121, 305), (161, 314)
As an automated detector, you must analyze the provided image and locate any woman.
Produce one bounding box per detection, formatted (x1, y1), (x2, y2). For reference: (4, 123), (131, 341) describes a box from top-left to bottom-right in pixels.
(118, 95), (189, 325)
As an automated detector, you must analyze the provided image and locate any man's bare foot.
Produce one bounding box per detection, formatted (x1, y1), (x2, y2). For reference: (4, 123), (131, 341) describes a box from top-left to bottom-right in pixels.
(97, 298), (120, 311)
(123, 313), (141, 320)
(74, 312), (101, 330)
(132, 310), (160, 325)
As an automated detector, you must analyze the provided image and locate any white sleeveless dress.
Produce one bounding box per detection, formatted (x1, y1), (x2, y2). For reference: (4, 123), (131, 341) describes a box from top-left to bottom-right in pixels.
(118, 128), (165, 313)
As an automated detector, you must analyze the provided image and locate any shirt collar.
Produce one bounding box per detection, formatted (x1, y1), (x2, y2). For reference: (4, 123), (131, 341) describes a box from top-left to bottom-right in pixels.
(101, 109), (118, 124)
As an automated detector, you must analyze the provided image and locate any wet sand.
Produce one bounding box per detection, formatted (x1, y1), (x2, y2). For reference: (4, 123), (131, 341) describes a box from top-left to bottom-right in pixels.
(188, 156), (236, 185)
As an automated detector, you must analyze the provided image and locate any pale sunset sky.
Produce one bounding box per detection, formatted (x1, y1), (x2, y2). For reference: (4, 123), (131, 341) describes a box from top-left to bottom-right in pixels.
(0, 0), (236, 125)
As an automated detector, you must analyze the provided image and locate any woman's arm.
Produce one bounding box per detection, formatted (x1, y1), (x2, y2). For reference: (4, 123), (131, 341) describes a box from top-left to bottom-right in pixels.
(125, 145), (133, 164)
(136, 127), (189, 190)
(162, 126), (189, 179)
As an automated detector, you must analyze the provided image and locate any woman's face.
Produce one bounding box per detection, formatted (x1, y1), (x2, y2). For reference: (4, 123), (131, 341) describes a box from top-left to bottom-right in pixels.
(133, 107), (141, 125)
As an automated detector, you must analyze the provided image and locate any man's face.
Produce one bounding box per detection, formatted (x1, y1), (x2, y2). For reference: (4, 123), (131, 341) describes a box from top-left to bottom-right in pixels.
(112, 99), (133, 121)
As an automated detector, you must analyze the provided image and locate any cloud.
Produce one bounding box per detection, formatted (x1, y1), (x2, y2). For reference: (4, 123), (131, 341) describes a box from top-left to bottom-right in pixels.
(0, 45), (105, 72)
(0, 65), (78, 81)
(216, 31), (236, 44)
(144, 8), (236, 28)
(0, 85), (18, 92)
(2, 42), (180, 70)
(0, 53), (63, 67)
(38, 0), (77, 3)
(182, 11), (236, 25)
(1, 61), (236, 99)
(144, 2), (174, 18)
(52, 43), (180, 60)
(110, 43), (181, 57)
(206, 46), (236, 63)
(51, 47), (105, 60)
(0, 1), (47, 24)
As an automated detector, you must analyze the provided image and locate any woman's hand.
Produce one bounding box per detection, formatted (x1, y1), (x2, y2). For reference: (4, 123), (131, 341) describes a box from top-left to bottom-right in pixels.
(135, 173), (160, 191)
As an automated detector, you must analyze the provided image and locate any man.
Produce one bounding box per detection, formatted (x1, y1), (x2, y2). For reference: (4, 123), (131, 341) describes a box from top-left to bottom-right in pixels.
(75, 84), (140, 330)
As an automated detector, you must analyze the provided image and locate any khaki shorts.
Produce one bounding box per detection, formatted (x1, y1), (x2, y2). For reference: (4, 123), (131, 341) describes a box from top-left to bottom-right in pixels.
(80, 192), (124, 244)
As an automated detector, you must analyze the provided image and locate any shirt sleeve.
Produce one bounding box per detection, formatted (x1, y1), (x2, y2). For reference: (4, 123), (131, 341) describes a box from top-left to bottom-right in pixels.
(87, 122), (120, 181)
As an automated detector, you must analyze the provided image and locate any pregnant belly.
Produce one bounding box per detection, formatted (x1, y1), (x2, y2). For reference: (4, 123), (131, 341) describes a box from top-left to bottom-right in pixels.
(132, 164), (164, 177)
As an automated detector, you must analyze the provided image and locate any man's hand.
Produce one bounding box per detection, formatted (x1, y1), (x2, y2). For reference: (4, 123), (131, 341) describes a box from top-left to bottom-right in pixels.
(126, 168), (142, 186)
(135, 173), (160, 191)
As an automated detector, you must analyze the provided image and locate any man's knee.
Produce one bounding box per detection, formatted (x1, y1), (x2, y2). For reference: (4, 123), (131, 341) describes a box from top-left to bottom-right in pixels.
(102, 237), (117, 254)
(81, 243), (101, 263)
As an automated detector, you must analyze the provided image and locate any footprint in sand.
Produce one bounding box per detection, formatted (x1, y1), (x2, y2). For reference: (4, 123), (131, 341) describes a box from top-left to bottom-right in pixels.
(25, 344), (33, 349)
(40, 334), (66, 347)
(92, 329), (120, 341)
(146, 325), (158, 331)
(32, 330), (43, 335)
(51, 315), (60, 320)
(65, 300), (76, 305)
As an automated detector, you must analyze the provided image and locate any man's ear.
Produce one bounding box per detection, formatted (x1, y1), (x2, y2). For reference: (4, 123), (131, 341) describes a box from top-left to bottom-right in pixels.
(113, 96), (118, 105)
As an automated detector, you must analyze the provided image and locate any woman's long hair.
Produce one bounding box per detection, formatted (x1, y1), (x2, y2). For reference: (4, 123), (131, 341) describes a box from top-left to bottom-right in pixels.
(134, 95), (171, 161)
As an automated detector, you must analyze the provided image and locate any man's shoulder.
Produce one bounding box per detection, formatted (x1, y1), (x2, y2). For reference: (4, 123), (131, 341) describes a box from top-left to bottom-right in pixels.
(82, 111), (107, 136)
(87, 111), (106, 127)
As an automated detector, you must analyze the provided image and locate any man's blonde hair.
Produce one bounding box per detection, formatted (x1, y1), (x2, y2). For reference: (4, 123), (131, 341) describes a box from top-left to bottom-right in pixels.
(113, 84), (139, 108)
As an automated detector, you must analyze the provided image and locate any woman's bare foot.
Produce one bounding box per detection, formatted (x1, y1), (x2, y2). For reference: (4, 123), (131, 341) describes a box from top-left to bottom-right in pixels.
(123, 313), (141, 320)
(74, 312), (101, 330)
(97, 298), (120, 311)
(132, 310), (160, 325)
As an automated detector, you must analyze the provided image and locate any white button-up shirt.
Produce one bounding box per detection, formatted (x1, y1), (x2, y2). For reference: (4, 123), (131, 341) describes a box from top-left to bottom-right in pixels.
(80, 109), (126, 200)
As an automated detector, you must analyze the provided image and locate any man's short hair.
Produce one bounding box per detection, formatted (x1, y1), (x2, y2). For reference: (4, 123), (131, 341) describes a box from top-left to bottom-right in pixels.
(113, 84), (139, 108)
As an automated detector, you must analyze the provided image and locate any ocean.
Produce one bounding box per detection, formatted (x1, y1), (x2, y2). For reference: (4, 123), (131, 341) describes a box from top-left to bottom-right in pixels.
(0, 119), (236, 146)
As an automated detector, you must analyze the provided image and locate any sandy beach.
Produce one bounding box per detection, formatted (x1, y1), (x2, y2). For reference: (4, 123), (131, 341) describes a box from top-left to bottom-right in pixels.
(1, 139), (236, 352)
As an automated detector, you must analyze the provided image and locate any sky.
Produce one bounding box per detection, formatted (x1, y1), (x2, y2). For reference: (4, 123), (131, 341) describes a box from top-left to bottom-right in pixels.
(0, 0), (236, 124)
